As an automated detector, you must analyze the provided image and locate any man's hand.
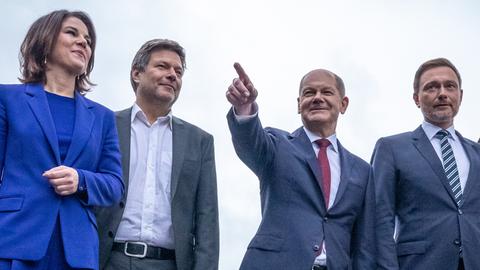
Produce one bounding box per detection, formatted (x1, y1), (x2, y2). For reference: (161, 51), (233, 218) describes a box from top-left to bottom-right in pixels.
(43, 165), (79, 196)
(226, 62), (258, 115)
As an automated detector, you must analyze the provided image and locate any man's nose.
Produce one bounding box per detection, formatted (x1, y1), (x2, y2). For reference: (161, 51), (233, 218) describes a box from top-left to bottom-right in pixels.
(165, 68), (177, 82)
(312, 91), (324, 102)
(438, 86), (448, 98)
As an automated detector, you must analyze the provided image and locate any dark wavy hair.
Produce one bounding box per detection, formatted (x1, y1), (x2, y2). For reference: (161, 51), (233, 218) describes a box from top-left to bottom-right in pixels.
(19, 10), (96, 94)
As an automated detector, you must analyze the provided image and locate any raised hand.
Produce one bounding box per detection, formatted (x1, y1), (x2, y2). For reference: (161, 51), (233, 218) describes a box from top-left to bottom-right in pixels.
(43, 165), (79, 196)
(226, 62), (258, 115)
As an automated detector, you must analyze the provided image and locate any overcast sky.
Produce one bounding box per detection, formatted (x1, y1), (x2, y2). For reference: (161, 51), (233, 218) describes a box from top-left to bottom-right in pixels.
(2, 1), (480, 268)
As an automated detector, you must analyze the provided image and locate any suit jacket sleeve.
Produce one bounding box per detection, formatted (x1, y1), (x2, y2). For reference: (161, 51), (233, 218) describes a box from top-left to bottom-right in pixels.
(0, 95), (7, 176)
(351, 167), (377, 270)
(193, 133), (219, 270)
(76, 109), (124, 207)
(226, 108), (275, 178)
(371, 138), (399, 270)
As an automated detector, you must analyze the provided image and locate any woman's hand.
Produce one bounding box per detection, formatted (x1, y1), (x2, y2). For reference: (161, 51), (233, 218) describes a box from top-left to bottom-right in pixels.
(43, 165), (79, 196)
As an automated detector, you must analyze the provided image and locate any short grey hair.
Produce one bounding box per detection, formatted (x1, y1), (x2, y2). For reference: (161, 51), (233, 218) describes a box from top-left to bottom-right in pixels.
(130, 38), (186, 92)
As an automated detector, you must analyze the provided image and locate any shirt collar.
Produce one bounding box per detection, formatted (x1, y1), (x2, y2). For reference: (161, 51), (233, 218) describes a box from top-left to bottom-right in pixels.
(303, 127), (338, 153)
(421, 121), (457, 141)
(131, 103), (173, 129)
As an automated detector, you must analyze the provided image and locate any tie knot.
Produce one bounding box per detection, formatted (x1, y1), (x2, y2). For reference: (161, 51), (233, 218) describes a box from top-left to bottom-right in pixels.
(316, 138), (331, 149)
(435, 130), (450, 140)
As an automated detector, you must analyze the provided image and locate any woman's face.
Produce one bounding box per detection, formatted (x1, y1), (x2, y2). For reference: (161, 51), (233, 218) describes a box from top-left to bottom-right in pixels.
(48, 16), (92, 76)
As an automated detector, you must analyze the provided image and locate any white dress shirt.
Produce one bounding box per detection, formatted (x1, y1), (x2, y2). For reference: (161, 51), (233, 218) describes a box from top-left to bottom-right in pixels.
(115, 103), (175, 249)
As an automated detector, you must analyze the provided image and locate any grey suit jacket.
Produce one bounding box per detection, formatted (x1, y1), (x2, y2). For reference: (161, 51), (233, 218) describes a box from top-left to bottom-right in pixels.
(96, 108), (219, 270)
(373, 126), (480, 270)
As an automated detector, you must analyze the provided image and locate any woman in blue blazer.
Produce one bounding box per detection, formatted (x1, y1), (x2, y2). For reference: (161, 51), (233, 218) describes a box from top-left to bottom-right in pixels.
(0, 10), (124, 270)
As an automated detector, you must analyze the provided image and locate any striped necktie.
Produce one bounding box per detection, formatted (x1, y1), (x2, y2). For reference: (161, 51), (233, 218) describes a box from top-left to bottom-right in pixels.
(436, 130), (463, 206)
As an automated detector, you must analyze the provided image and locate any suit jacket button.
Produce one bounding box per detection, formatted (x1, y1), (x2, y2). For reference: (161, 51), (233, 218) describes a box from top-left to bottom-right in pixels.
(458, 209), (463, 215)
(313, 244), (320, 251)
(119, 201), (125, 208)
(323, 217), (328, 222)
(453, 239), (461, 246)
(108, 231), (114, 238)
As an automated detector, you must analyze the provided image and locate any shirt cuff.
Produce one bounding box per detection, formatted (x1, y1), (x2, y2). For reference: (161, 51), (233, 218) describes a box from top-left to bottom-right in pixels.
(233, 103), (259, 123)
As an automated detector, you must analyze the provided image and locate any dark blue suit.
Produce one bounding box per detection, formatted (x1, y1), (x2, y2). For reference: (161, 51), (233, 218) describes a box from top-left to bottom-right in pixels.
(227, 109), (375, 270)
(373, 126), (480, 269)
(0, 84), (124, 269)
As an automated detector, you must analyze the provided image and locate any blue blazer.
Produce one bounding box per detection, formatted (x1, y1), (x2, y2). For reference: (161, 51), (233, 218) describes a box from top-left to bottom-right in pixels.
(0, 83), (124, 269)
(372, 126), (480, 270)
(227, 109), (375, 270)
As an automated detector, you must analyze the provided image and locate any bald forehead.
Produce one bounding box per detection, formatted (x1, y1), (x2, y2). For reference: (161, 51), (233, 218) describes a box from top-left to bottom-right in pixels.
(299, 69), (338, 94)
(302, 69), (336, 83)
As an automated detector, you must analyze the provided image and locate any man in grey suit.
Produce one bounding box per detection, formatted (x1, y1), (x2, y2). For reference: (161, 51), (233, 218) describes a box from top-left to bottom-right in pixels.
(373, 58), (480, 270)
(96, 39), (219, 270)
(226, 63), (375, 269)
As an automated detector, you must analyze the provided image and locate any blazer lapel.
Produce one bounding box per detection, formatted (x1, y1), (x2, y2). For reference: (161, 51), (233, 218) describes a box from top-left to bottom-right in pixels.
(170, 117), (186, 198)
(289, 128), (327, 214)
(331, 140), (353, 208)
(25, 84), (61, 165)
(411, 126), (458, 204)
(63, 93), (94, 165)
(116, 108), (132, 199)
(456, 133), (479, 204)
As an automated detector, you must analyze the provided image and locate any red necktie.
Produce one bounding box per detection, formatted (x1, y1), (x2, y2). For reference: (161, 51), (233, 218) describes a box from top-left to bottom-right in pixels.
(316, 139), (331, 207)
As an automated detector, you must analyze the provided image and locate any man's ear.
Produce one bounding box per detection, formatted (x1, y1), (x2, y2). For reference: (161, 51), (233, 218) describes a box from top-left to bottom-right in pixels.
(340, 96), (349, 114)
(413, 93), (420, 108)
(297, 97), (301, 114)
(131, 69), (141, 83)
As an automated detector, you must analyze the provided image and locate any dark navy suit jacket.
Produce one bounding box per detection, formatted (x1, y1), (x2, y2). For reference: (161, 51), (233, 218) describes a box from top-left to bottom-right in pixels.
(373, 126), (480, 270)
(0, 83), (124, 269)
(227, 109), (375, 270)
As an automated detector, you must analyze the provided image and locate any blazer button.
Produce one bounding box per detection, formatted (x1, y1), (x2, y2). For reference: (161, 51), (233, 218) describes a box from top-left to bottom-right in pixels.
(323, 217), (328, 222)
(313, 244), (321, 251)
(458, 209), (463, 215)
(108, 231), (114, 238)
(119, 201), (125, 208)
(453, 239), (461, 246)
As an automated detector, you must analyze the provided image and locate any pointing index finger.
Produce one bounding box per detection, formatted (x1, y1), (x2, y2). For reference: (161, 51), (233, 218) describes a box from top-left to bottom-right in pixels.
(234, 62), (252, 85)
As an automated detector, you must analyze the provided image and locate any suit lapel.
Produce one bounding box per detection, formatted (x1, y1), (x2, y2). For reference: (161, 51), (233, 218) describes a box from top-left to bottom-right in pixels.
(63, 93), (94, 165)
(116, 108), (132, 199)
(289, 128), (327, 214)
(171, 117), (186, 198)
(25, 84), (61, 165)
(331, 140), (353, 208)
(411, 126), (458, 204)
(456, 133), (479, 204)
